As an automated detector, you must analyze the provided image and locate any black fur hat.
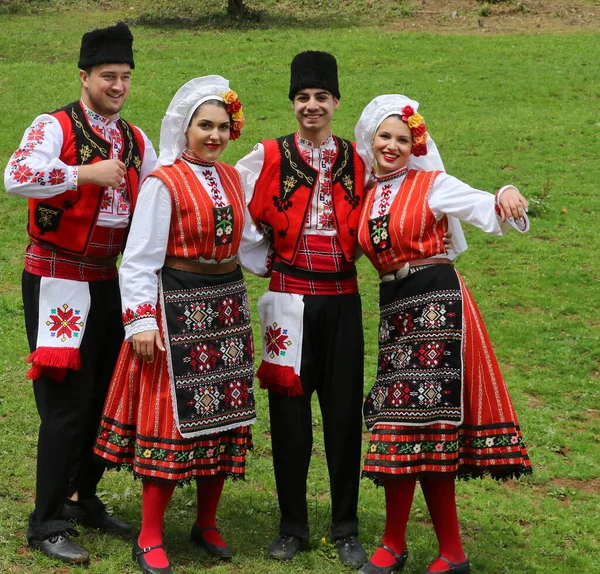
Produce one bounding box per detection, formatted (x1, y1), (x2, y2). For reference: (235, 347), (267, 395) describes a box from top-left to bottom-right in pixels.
(288, 51), (340, 100)
(78, 22), (135, 70)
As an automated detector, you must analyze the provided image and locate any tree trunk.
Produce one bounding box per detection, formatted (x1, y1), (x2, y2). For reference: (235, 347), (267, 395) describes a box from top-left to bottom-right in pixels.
(227, 0), (246, 18)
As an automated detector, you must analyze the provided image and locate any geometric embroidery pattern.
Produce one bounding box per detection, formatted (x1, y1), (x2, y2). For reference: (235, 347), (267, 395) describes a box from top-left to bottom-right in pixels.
(364, 265), (463, 428)
(163, 269), (255, 435)
(46, 303), (84, 342)
(263, 322), (292, 359)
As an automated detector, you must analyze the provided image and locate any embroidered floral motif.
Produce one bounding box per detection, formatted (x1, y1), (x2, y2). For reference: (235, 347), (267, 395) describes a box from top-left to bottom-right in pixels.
(415, 342), (447, 368)
(418, 303), (454, 329)
(122, 303), (157, 326)
(193, 385), (222, 415)
(387, 381), (411, 406)
(101, 190), (112, 211)
(217, 297), (241, 326)
(46, 303), (84, 342)
(10, 147), (33, 165)
(27, 123), (47, 144)
(220, 336), (245, 366)
(394, 311), (414, 335)
(133, 442), (246, 464)
(223, 379), (251, 408)
(264, 322), (292, 359)
(214, 205), (234, 245)
(12, 163), (34, 183)
(47, 169), (66, 186)
(368, 214), (391, 252)
(188, 342), (221, 372)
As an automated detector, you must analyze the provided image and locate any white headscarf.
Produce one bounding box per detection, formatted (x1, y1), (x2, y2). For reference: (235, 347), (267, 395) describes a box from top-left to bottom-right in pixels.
(354, 94), (467, 259)
(158, 75), (230, 166)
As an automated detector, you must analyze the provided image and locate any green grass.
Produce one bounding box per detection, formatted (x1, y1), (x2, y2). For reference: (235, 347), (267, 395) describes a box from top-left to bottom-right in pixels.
(1, 6), (599, 574)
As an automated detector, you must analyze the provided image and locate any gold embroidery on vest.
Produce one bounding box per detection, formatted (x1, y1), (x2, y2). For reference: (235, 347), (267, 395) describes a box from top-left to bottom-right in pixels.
(332, 139), (349, 183)
(80, 145), (92, 162)
(70, 108), (108, 159)
(283, 175), (297, 197)
(282, 139), (314, 186)
(38, 206), (61, 227)
(120, 120), (134, 168)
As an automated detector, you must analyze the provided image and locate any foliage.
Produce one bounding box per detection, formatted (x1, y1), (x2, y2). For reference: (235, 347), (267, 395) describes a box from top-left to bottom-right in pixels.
(0, 6), (599, 574)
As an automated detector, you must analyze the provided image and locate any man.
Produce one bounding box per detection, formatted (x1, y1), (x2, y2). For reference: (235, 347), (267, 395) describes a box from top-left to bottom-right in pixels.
(237, 51), (367, 568)
(4, 23), (157, 565)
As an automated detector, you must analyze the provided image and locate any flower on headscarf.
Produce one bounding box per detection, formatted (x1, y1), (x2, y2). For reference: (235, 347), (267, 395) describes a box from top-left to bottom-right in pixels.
(407, 113), (424, 129)
(414, 134), (427, 146)
(411, 123), (427, 137)
(222, 90), (238, 104)
(401, 105), (415, 121)
(412, 143), (427, 157)
(222, 90), (245, 140)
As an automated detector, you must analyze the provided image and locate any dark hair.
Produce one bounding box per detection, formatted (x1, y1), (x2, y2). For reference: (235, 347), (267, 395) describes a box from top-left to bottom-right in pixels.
(188, 99), (229, 126)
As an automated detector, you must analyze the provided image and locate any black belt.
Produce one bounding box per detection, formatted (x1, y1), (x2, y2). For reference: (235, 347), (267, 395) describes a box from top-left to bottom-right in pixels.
(272, 260), (357, 281)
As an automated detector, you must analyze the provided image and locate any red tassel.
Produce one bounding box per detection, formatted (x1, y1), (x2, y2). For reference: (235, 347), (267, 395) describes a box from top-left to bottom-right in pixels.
(26, 347), (81, 382)
(257, 361), (303, 397)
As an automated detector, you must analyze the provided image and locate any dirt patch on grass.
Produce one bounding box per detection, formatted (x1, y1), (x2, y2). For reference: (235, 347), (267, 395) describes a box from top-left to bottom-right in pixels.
(523, 392), (545, 409)
(550, 477), (600, 494)
(384, 0), (599, 34)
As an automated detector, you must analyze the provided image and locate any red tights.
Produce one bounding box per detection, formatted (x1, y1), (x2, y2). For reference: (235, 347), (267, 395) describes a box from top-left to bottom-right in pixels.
(138, 475), (226, 568)
(370, 474), (466, 571)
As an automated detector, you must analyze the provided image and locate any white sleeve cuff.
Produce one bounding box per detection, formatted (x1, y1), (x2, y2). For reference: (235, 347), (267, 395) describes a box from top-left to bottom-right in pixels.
(124, 317), (159, 342)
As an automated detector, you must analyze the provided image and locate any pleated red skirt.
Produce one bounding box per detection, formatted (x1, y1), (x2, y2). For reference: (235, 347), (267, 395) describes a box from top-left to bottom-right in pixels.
(94, 308), (253, 485)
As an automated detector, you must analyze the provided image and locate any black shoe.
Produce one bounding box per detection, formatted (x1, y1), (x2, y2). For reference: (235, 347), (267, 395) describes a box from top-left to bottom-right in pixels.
(337, 534), (367, 568)
(63, 496), (132, 534)
(268, 534), (306, 561)
(190, 523), (233, 560)
(425, 556), (470, 574)
(359, 545), (408, 573)
(29, 533), (90, 565)
(132, 541), (173, 574)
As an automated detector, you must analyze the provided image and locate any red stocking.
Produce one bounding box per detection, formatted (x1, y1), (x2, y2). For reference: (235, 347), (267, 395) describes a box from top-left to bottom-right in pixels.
(196, 475), (226, 547)
(370, 476), (417, 568)
(138, 480), (176, 569)
(420, 474), (467, 572)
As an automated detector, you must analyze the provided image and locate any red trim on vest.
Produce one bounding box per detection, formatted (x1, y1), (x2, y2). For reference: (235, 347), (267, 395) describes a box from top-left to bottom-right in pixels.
(26, 106), (145, 256)
(151, 159), (245, 261)
(248, 137), (364, 265)
(358, 170), (446, 274)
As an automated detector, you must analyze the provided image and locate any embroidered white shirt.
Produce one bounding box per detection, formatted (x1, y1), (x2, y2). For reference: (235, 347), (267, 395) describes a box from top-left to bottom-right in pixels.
(4, 100), (157, 229)
(369, 168), (520, 236)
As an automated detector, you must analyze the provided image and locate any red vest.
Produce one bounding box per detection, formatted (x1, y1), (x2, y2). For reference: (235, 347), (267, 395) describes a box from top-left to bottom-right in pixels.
(27, 101), (145, 255)
(152, 159), (245, 261)
(248, 134), (365, 264)
(358, 170), (447, 274)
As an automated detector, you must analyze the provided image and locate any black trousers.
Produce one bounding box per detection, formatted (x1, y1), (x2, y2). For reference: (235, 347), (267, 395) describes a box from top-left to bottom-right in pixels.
(22, 271), (124, 528)
(268, 293), (364, 541)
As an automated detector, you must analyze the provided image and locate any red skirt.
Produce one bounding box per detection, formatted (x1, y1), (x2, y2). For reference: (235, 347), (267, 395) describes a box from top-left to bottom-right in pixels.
(94, 314), (253, 485)
(363, 269), (531, 483)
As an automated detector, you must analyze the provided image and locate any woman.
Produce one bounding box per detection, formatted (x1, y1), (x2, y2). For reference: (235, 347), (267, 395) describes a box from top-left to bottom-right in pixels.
(354, 95), (532, 574)
(93, 76), (255, 574)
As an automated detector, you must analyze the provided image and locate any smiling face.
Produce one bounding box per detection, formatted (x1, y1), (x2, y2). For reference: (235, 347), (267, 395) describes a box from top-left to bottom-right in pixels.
(79, 63), (131, 119)
(372, 115), (413, 175)
(185, 102), (231, 162)
(291, 88), (339, 144)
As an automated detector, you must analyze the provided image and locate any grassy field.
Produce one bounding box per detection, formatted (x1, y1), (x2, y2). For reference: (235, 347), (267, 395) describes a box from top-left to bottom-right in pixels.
(0, 3), (599, 573)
